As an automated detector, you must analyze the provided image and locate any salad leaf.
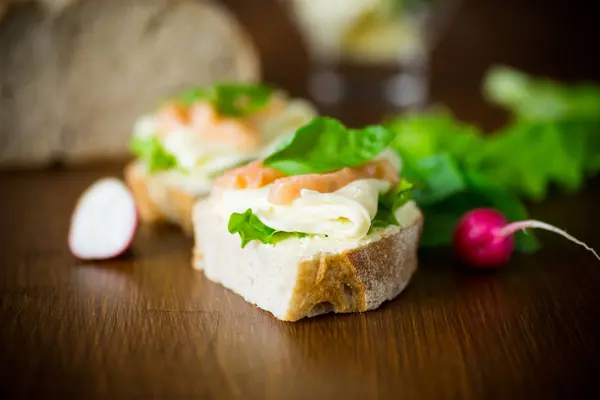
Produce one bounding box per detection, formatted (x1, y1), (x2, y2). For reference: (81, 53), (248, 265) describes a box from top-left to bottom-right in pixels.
(175, 87), (212, 107)
(475, 120), (592, 201)
(385, 65), (600, 253)
(484, 66), (600, 121)
(264, 117), (395, 175)
(369, 180), (414, 232)
(403, 154), (467, 205)
(465, 172), (539, 253)
(173, 83), (273, 117)
(228, 209), (307, 248)
(389, 112), (483, 164)
(418, 176), (539, 253)
(370, 207), (400, 232)
(381, 179), (415, 211)
(130, 135), (177, 173)
(214, 84), (274, 117)
(481, 66), (600, 199)
(387, 113), (539, 252)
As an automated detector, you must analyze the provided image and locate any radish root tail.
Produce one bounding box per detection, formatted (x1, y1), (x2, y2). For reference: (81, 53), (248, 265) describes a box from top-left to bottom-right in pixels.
(497, 220), (600, 261)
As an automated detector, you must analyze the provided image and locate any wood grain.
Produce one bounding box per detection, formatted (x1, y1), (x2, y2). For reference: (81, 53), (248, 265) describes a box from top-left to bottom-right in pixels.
(0, 165), (600, 399)
(1, 0), (600, 398)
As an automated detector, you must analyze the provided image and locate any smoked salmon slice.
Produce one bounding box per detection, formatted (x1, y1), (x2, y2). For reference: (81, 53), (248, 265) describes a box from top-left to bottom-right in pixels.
(156, 103), (190, 136)
(214, 159), (399, 205)
(214, 160), (286, 193)
(157, 101), (261, 150)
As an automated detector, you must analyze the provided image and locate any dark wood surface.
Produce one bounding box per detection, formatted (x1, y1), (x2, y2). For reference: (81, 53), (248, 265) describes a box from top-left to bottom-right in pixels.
(1, 165), (600, 399)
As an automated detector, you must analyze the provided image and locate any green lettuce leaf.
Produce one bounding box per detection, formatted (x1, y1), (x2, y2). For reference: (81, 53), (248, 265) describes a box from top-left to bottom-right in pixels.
(403, 153), (467, 205)
(475, 121), (591, 201)
(228, 209), (307, 248)
(387, 113), (539, 252)
(380, 179), (414, 211)
(175, 87), (212, 107)
(130, 135), (177, 173)
(418, 176), (539, 253)
(369, 180), (414, 232)
(370, 207), (400, 232)
(213, 84), (273, 117)
(385, 65), (600, 253)
(263, 117), (395, 175)
(388, 112), (483, 166)
(484, 66), (600, 121)
(173, 83), (273, 117)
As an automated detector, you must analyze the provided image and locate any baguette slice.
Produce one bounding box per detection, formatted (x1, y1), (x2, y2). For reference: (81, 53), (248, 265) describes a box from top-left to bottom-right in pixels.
(124, 161), (199, 235)
(192, 198), (424, 321)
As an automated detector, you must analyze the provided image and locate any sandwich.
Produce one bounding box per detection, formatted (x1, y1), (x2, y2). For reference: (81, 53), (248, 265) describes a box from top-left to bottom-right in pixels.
(192, 117), (424, 321)
(124, 83), (317, 234)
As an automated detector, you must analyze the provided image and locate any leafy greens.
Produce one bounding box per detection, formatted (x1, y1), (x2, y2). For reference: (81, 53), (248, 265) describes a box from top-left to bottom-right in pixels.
(484, 66), (600, 122)
(370, 180), (414, 232)
(130, 135), (177, 173)
(263, 117), (395, 175)
(173, 83), (273, 117)
(228, 209), (307, 248)
(386, 65), (600, 252)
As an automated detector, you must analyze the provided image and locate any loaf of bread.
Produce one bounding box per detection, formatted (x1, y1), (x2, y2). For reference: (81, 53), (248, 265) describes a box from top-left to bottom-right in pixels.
(0, 0), (259, 168)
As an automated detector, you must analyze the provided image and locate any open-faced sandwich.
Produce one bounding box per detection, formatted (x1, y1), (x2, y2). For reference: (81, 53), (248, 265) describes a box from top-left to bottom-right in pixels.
(125, 83), (317, 234)
(192, 117), (424, 321)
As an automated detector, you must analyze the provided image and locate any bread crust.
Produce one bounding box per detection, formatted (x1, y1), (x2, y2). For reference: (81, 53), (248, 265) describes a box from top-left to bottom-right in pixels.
(284, 213), (423, 321)
(124, 162), (198, 235)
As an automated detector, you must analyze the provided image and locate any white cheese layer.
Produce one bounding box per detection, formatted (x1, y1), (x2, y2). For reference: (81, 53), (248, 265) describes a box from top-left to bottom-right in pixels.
(161, 127), (243, 171)
(217, 179), (391, 239)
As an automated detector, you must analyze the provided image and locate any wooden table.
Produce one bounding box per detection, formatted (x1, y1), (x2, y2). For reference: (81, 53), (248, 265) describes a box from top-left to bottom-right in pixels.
(1, 163), (599, 399)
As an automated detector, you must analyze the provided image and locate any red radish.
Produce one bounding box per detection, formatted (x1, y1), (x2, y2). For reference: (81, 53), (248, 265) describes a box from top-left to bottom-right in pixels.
(69, 178), (138, 260)
(453, 208), (600, 269)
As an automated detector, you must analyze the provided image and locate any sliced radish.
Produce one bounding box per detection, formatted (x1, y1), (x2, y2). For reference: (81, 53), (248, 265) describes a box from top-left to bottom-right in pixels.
(69, 177), (138, 260)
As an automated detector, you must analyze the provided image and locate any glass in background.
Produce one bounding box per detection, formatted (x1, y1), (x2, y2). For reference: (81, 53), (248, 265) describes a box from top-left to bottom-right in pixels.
(279, 0), (461, 126)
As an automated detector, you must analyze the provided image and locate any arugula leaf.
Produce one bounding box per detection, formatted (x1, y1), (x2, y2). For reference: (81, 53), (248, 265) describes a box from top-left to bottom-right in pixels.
(369, 180), (414, 232)
(264, 117), (395, 175)
(130, 135), (177, 173)
(173, 83), (273, 117)
(228, 209), (307, 248)
(484, 66), (600, 121)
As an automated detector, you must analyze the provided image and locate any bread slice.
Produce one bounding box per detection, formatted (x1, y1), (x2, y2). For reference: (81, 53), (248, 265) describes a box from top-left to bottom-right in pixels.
(124, 161), (200, 235)
(192, 198), (424, 321)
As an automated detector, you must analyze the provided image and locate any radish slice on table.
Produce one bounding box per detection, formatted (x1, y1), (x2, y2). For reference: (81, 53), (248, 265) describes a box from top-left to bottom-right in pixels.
(69, 178), (138, 260)
(453, 208), (600, 269)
